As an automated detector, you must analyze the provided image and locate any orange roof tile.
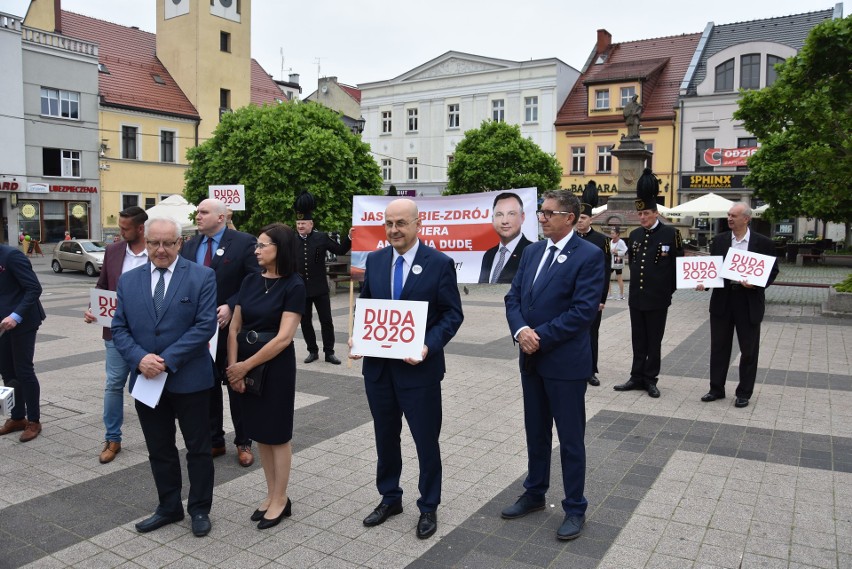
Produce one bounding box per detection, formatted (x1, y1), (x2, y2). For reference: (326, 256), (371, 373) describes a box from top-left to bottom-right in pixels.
(339, 83), (361, 104)
(60, 11), (199, 120)
(556, 33), (701, 128)
(251, 58), (284, 105)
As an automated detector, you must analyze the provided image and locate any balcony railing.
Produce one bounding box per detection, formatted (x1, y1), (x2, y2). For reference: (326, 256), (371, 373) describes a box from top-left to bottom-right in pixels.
(22, 27), (98, 57)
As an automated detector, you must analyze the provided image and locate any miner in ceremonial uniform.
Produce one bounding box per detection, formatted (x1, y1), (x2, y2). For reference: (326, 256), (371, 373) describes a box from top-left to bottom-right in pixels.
(576, 181), (611, 387)
(613, 169), (682, 398)
(294, 190), (352, 365)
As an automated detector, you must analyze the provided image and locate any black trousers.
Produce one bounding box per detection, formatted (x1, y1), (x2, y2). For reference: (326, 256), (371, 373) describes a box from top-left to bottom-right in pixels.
(209, 382), (250, 448)
(709, 290), (761, 399)
(629, 307), (669, 386)
(301, 293), (336, 354)
(136, 389), (213, 517)
(589, 309), (602, 375)
(0, 327), (40, 422)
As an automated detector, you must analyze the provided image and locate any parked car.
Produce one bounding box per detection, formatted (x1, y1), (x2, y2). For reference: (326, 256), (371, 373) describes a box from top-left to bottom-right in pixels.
(51, 240), (106, 276)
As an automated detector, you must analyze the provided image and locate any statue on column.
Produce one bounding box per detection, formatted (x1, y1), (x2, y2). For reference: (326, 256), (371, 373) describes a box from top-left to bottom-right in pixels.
(623, 95), (643, 139)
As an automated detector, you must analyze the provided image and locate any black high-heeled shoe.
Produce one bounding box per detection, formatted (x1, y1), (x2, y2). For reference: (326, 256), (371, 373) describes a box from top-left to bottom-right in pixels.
(257, 498), (292, 530)
(250, 508), (267, 522)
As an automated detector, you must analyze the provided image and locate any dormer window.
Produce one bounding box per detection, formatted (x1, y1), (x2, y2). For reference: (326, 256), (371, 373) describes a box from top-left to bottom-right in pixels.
(714, 59), (734, 92)
(594, 89), (609, 110)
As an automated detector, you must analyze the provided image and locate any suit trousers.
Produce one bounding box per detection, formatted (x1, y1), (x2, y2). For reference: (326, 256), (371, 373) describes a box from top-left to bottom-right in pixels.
(0, 327), (40, 422)
(301, 293), (336, 354)
(364, 367), (442, 513)
(590, 309), (603, 375)
(135, 389), (213, 517)
(208, 382), (250, 448)
(629, 307), (669, 386)
(709, 289), (761, 399)
(520, 371), (588, 516)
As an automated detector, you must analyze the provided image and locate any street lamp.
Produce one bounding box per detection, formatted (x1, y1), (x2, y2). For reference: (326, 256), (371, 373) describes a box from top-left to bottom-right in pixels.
(354, 116), (366, 134)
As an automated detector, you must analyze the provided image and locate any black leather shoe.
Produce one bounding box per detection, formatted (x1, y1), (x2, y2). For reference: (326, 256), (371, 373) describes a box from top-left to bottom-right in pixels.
(325, 353), (342, 365)
(417, 511), (437, 539)
(735, 398), (750, 408)
(556, 514), (585, 540)
(363, 502), (403, 527)
(613, 379), (642, 391)
(501, 495), (546, 519)
(304, 352), (319, 364)
(701, 392), (724, 402)
(191, 514), (211, 537)
(135, 512), (184, 533)
(646, 384), (661, 398)
(250, 508), (266, 522)
(587, 376), (601, 387)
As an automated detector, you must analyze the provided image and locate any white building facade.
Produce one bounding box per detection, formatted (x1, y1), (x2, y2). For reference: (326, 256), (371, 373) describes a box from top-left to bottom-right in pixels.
(359, 51), (579, 196)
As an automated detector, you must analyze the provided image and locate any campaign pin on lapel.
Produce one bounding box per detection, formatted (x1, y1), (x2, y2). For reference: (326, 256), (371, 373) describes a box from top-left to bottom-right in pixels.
(216, 248), (225, 256)
(411, 264), (423, 275)
(557, 254), (567, 263)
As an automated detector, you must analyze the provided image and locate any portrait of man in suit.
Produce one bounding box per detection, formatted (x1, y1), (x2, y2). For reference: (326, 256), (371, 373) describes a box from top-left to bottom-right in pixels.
(698, 202), (779, 409)
(478, 192), (532, 284)
(181, 198), (260, 467)
(350, 198), (464, 540)
(84, 206), (148, 464)
(111, 217), (218, 537)
(503, 190), (605, 541)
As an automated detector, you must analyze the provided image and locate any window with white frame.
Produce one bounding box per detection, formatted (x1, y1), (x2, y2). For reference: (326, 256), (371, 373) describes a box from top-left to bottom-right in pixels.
(407, 108), (418, 132)
(122, 126), (139, 160)
(492, 99), (505, 122)
(620, 86), (635, 108)
(766, 55), (784, 86)
(715, 59), (734, 92)
(594, 90), (609, 110)
(381, 159), (392, 181)
(407, 157), (418, 180)
(122, 194), (140, 211)
(40, 87), (80, 119)
(695, 138), (715, 171)
(447, 104), (460, 128)
(596, 145), (612, 173)
(571, 146), (586, 174)
(381, 111), (392, 134)
(42, 148), (81, 178)
(740, 54), (761, 90)
(524, 96), (538, 122)
(160, 130), (176, 163)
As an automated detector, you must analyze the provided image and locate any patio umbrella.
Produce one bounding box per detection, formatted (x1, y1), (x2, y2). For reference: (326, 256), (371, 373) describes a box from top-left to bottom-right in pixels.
(666, 193), (735, 219)
(145, 194), (197, 231)
(752, 204), (770, 218)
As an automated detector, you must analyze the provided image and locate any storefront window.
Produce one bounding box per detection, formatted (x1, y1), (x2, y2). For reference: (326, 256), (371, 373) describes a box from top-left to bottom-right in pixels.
(19, 201), (41, 242)
(43, 201), (66, 242)
(68, 201), (89, 239)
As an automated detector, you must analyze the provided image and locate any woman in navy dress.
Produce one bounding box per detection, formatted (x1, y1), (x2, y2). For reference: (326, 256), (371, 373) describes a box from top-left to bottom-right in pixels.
(226, 223), (305, 529)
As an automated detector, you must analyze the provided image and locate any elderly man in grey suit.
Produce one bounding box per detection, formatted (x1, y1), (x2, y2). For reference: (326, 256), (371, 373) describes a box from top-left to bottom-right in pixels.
(112, 216), (218, 537)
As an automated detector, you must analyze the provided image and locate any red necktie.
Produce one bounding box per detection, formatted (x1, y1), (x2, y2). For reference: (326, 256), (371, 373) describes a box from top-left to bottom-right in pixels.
(203, 239), (213, 267)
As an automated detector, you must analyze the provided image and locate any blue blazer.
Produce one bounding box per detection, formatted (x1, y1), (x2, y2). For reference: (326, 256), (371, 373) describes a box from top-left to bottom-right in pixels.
(0, 245), (45, 334)
(360, 241), (464, 388)
(505, 234), (605, 380)
(111, 257), (218, 394)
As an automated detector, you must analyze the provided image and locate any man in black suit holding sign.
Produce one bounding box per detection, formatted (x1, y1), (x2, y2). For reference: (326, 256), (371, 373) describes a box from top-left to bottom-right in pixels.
(697, 202), (779, 408)
(479, 192), (532, 284)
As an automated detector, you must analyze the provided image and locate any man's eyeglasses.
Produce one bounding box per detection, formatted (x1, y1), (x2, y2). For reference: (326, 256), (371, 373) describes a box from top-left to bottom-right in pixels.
(535, 210), (571, 220)
(146, 240), (180, 249)
(255, 241), (276, 250)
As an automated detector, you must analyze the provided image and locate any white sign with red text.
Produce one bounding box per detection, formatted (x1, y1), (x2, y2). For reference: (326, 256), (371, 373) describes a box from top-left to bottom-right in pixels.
(720, 249), (776, 288)
(351, 299), (428, 360)
(90, 289), (118, 327)
(676, 256), (724, 289)
(208, 184), (245, 210)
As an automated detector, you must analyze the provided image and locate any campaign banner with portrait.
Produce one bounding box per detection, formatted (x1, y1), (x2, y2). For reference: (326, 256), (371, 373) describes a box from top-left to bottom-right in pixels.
(719, 249), (777, 288)
(350, 299), (428, 360)
(350, 188), (539, 284)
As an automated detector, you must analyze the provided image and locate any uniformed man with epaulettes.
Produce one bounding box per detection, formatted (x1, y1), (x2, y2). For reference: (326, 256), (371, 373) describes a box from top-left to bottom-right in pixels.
(576, 181), (611, 387)
(613, 169), (682, 398)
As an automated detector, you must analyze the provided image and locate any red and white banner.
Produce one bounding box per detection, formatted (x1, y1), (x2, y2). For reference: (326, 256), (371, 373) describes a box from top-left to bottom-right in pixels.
(209, 184), (246, 210)
(702, 146), (758, 167)
(350, 188), (539, 283)
(350, 299), (428, 360)
(676, 256), (724, 289)
(90, 289), (118, 327)
(720, 249), (777, 288)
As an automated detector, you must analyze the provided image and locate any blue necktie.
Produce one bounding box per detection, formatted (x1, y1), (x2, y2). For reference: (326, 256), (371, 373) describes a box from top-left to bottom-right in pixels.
(153, 268), (167, 316)
(393, 256), (404, 300)
(532, 245), (558, 296)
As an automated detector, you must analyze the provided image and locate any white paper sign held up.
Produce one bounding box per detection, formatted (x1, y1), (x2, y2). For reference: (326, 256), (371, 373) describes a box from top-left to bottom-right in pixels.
(720, 249), (777, 288)
(208, 184), (245, 211)
(676, 256), (724, 289)
(90, 288), (118, 327)
(351, 298), (428, 360)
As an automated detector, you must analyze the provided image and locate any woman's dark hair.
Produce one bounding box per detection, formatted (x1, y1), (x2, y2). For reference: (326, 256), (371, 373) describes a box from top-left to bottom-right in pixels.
(259, 222), (297, 277)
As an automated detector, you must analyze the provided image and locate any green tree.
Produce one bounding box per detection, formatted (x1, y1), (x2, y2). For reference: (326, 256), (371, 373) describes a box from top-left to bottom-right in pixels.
(734, 16), (852, 244)
(444, 120), (562, 195)
(184, 102), (382, 234)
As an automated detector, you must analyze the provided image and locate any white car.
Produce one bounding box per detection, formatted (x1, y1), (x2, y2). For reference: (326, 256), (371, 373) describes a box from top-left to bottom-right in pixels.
(51, 240), (106, 276)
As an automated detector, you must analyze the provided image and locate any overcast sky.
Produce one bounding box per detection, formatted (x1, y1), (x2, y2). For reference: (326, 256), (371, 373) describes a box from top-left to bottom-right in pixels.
(6, 0), (837, 92)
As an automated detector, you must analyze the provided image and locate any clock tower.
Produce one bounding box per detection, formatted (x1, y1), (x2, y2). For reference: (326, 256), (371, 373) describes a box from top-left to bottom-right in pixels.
(157, 0), (251, 139)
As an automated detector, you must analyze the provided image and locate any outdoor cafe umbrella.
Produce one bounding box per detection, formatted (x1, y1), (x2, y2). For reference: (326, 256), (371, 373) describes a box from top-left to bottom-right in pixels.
(145, 194), (197, 231)
(665, 193), (735, 219)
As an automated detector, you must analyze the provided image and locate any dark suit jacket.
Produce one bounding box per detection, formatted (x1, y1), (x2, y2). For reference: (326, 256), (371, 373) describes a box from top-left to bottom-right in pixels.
(505, 234), (604, 379)
(478, 235), (533, 284)
(578, 228), (612, 304)
(181, 228), (260, 364)
(709, 230), (780, 325)
(298, 230), (352, 297)
(627, 221), (683, 311)
(360, 241), (464, 389)
(0, 245), (45, 334)
(95, 240), (132, 340)
(111, 257), (218, 394)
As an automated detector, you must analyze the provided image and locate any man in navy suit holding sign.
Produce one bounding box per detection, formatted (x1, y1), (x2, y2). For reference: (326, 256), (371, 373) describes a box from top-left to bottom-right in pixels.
(350, 198), (464, 539)
(503, 190), (605, 541)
